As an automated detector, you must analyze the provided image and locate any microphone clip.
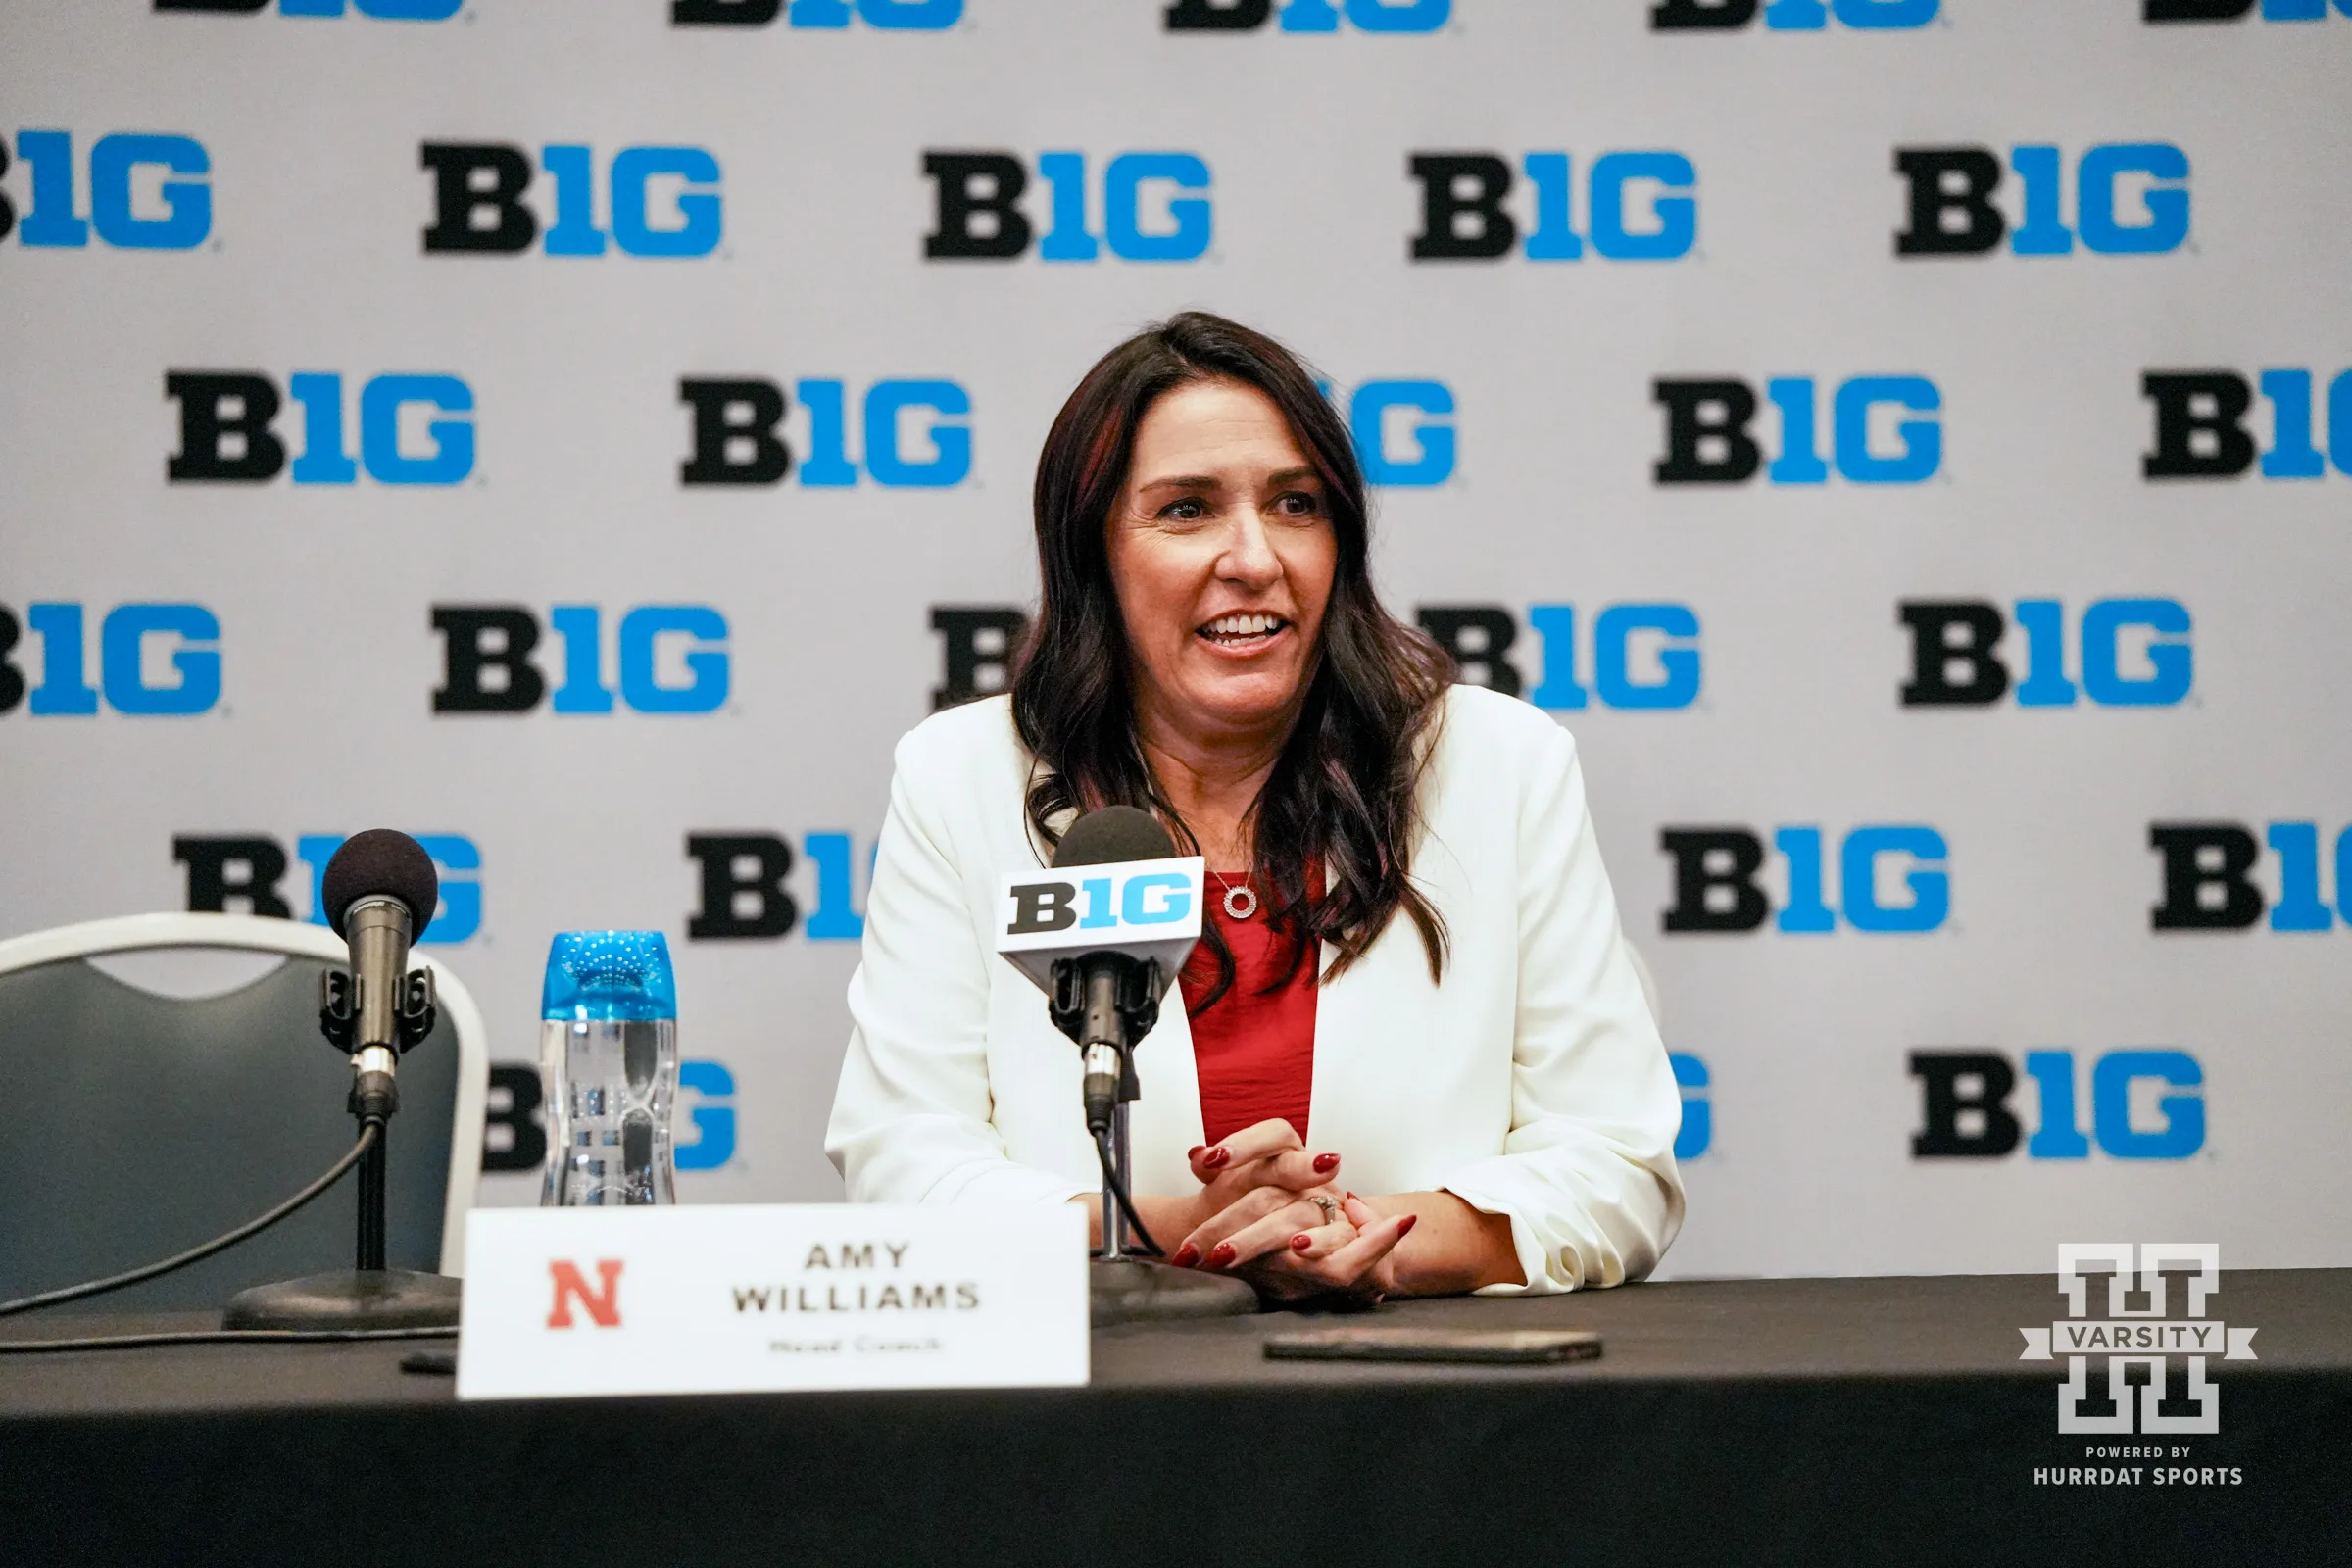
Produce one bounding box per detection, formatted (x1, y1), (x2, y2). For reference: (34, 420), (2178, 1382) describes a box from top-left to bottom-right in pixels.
(1047, 955), (1161, 1059)
(318, 966), (439, 1054)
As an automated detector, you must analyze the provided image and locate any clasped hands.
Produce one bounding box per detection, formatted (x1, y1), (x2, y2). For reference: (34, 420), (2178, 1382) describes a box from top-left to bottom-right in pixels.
(1154, 1119), (1413, 1303)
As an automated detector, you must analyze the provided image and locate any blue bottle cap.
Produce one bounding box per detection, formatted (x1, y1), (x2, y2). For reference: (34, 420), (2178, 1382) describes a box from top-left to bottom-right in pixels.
(542, 931), (676, 1021)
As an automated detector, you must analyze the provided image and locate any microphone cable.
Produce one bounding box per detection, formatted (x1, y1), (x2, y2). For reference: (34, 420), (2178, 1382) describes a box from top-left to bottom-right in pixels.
(1091, 1125), (1163, 1258)
(0, 1121), (378, 1323)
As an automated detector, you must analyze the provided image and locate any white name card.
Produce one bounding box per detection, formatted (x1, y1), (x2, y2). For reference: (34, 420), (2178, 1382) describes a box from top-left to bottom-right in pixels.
(456, 1203), (1088, 1400)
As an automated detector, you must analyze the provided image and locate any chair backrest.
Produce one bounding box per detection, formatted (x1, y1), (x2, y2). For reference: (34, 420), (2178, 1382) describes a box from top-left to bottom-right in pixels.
(0, 912), (488, 1309)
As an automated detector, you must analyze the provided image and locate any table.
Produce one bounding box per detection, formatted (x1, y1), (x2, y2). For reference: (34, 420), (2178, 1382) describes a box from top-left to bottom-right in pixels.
(3, 1271), (2346, 1566)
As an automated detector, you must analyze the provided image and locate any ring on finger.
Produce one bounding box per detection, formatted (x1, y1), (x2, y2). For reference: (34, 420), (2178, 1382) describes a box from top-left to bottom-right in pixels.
(1306, 1194), (1339, 1226)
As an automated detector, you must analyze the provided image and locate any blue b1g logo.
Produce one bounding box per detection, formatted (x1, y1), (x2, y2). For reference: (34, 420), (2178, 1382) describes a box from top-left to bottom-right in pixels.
(1653, 0), (1936, 26)
(2143, 368), (2352, 481)
(1654, 375), (1941, 485)
(166, 371), (474, 486)
(1912, 1050), (2205, 1160)
(923, 151), (1211, 263)
(431, 605), (731, 715)
(686, 832), (872, 941)
(2, 132), (211, 250)
(421, 143), (722, 258)
(2145, 0), (2352, 22)
(1409, 151), (1696, 263)
(676, 1060), (738, 1170)
(1417, 604), (1703, 712)
(0, 603), (220, 716)
(172, 833), (482, 943)
(1318, 380), (1454, 487)
(1896, 143), (2190, 258)
(156, 0), (464, 16)
(679, 378), (971, 488)
(672, 0), (961, 25)
(301, 834), (481, 943)
(1661, 824), (1949, 934)
(1164, 0), (1449, 30)
(1900, 598), (2193, 709)
(1671, 1054), (1710, 1159)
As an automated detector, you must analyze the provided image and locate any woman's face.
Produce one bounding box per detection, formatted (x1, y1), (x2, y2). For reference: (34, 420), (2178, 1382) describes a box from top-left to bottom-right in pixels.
(1106, 378), (1339, 750)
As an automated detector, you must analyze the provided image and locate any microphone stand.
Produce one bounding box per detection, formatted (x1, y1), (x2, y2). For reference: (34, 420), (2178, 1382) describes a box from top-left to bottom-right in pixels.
(1052, 956), (1257, 1328)
(222, 924), (463, 1332)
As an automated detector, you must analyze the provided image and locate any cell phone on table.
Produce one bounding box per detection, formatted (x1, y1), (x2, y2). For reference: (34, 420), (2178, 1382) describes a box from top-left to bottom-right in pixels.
(1262, 1327), (1601, 1365)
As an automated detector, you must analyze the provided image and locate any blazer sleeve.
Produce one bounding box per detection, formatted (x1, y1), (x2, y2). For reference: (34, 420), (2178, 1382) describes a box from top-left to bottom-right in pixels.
(1433, 719), (1687, 1294)
(824, 724), (1096, 1210)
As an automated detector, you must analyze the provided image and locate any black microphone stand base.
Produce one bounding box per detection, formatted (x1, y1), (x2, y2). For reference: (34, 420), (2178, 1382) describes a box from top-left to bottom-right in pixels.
(221, 1268), (462, 1332)
(1090, 1258), (1258, 1328)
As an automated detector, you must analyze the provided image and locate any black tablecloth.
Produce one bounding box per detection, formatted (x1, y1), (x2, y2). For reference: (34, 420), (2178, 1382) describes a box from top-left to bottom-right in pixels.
(3, 1271), (2346, 1566)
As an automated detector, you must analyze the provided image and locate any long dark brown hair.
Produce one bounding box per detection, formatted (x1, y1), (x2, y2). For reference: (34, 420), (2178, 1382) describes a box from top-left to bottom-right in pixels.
(1010, 311), (1452, 1009)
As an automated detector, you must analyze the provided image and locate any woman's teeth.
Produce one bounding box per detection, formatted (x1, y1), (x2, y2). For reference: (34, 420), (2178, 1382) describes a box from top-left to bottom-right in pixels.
(1200, 612), (1287, 645)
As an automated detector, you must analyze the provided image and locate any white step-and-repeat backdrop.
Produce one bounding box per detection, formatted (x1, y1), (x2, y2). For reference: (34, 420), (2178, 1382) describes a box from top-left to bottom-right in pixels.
(4, 0), (2346, 1277)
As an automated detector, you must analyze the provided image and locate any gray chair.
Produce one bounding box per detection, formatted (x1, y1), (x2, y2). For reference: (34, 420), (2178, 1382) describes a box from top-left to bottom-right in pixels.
(0, 913), (488, 1311)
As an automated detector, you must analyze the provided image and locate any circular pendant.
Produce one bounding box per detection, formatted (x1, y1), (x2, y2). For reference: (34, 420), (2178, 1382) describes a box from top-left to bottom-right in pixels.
(1222, 883), (1259, 921)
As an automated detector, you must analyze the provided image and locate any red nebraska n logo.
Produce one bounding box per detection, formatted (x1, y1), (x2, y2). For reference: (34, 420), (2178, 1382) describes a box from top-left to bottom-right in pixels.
(546, 1259), (624, 1329)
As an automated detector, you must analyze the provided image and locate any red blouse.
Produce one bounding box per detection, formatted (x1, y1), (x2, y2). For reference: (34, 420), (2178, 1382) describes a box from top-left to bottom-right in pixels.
(1179, 872), (1319, 1146)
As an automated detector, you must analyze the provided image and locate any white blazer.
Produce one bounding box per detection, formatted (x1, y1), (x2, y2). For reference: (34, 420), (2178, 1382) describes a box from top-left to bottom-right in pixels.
(825, 684), (1685, 1294)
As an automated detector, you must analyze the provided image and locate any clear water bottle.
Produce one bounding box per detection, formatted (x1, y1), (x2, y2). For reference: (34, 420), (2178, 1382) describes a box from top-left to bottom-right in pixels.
(540, 930), (678, 1206)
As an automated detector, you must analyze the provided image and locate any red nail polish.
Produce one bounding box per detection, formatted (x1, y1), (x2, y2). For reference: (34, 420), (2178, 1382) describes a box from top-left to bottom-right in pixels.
(1207, 1242), (1237, 1268)
(1312, 1152), (1341, 1174)
(1344, 1191), (1361, 1203)
(1396, 1214), (1418, 1238)
(1290, 1233), (1312, 1251)
(1169, 1243), (1200, 1268)
(1203, 1147), (1231, 1170)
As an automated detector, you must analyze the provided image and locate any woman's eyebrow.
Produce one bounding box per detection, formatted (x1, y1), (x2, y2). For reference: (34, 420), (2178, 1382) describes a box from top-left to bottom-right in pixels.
(1137, 473), (1224, 493)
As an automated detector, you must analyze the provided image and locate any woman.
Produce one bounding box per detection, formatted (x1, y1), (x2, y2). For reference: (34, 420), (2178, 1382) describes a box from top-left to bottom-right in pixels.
(827, 312), (1682, 1300)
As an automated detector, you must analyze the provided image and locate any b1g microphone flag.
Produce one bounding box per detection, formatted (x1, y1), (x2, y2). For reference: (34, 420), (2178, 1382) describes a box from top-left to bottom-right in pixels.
(993, 810), (1204, 991)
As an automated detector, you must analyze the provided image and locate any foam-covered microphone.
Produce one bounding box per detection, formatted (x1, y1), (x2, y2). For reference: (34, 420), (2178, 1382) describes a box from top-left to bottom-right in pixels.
(995, 807), (1203, 1136)
(318, 829), (441, 1123)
